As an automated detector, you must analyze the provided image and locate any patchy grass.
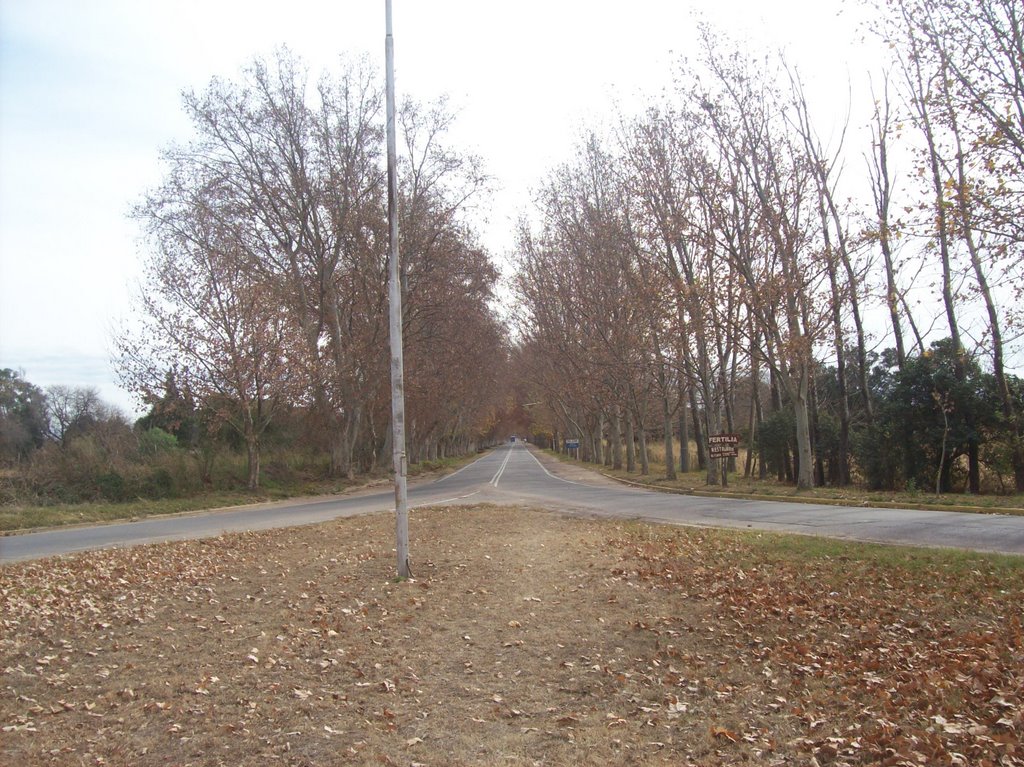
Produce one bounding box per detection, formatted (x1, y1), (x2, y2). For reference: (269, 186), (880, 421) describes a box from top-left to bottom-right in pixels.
(0, 492), (282, 533)
(0, 455), (473, 533)
(2, 505), (1021, 766)
(562, 451), (1024, 515)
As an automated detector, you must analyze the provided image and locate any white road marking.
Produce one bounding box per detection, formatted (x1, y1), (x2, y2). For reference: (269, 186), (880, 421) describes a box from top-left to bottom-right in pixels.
(524, 448), (585, 485)
(490, 448), (513, 486)
(411, 491), (480, 509)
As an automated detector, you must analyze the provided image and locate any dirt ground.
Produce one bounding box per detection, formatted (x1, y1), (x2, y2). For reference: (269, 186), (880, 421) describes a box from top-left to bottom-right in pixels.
(2, 505), (1022, 766)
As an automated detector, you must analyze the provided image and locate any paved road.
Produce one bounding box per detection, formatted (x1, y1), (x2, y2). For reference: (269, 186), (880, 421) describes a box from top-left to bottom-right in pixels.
(3, 443), (1024, 562)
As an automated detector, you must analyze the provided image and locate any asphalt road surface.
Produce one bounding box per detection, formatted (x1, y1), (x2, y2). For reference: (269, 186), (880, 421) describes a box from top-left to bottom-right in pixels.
(3, 442), (1024, 563)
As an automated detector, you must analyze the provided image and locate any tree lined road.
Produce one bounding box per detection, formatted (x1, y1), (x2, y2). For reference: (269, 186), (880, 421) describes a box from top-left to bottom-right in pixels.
(3, 443), (1024, 563)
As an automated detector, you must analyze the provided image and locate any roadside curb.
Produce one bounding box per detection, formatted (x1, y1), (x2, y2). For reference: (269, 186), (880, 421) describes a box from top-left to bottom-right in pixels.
(530, 446), (1021, 516)
(1, 466), (461, 537)
(596, 470), (1015, 516)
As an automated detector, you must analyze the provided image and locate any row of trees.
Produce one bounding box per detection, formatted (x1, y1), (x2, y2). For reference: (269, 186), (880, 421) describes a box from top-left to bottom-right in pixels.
(513, 0), (1024, 494)
(0, 371), (164, 503)
(0, 366), (530, 504)
(0, 371), (126, 462)
(117, 51), (511, 490)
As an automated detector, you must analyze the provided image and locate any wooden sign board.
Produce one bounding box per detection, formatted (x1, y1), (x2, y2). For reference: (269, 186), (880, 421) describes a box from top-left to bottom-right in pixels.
(708, 433), (740, 458)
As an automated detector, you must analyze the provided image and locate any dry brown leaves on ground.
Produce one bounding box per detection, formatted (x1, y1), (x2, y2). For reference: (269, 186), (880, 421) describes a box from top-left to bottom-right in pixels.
(1, 504), (1022, 766)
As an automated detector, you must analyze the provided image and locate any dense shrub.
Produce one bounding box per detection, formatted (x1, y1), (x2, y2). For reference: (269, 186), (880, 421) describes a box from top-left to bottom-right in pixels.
(139, 427), (178, 455)
(143, 467), (176, 498)
(96, 471), (127, 501)
(840, 342), (1020, 494)
(757, 408), (796, 482)
(851, 421), (903, 491)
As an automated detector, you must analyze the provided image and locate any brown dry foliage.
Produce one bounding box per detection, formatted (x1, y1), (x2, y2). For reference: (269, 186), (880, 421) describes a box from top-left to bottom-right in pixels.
(1, 505), (1022, 766)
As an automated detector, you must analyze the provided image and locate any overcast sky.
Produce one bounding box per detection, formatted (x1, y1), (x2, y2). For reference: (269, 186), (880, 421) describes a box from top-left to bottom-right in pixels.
(0, 0), (869, 415)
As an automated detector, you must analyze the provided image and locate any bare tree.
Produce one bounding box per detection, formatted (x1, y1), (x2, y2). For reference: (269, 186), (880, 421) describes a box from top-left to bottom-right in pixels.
(692, 32), (826, 489)
(168, 51), (387, 478)
(866, 72), (917, 369)
(45, 385), (103, 447)
(909, 0), (1024, 491)
(123, 179), (295, 490)
(785, 67), (875, 484)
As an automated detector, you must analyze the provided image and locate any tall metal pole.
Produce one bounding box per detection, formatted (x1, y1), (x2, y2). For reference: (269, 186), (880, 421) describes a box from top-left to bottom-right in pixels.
(385, 0), (410, 578)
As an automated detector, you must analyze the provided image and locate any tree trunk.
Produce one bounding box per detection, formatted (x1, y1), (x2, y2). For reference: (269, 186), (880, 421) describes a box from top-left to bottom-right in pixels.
(792, 367), (814, 489)
(245, 436), (261, 491)
(823, 211), (852, 485)
(746, 333), (762, 478)
(690, 387), (706, 471)
(639, 425), (649, 475)
(662, 394), (677, 481)
(809, 376), (826, 487)
(704, 395), (720, 487)
(612, 408), (623, 470)
(625, 410), (636, 473)
(678, 378), (690, 474)
(745, 386), (759, 480)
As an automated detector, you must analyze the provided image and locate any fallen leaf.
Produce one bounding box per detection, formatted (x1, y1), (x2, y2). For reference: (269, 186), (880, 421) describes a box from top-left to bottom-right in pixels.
(711, 726), (738, 743)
